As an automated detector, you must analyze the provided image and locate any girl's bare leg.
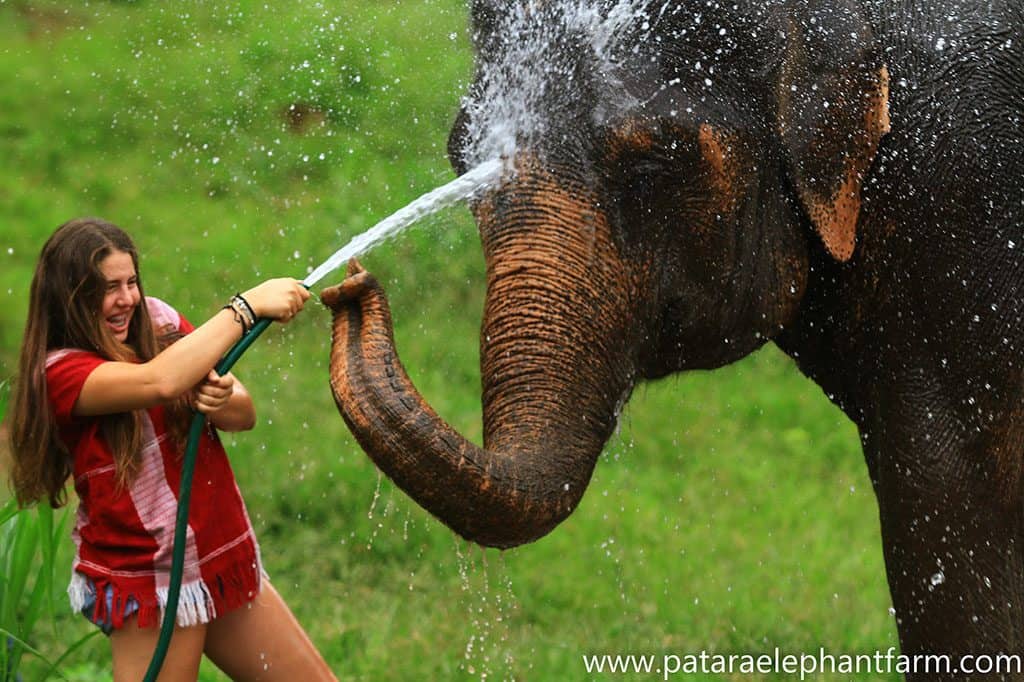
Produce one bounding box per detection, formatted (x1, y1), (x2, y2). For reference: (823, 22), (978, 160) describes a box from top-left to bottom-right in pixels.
(204, 580), (336, 681)
(110, 617), (207, 682)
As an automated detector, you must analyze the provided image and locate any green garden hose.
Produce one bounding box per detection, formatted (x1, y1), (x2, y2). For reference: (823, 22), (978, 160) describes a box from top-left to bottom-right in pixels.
(143, 315), (274, 681)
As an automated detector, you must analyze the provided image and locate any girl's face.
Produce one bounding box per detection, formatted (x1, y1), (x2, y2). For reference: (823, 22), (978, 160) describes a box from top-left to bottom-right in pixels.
(98, 250), (141, 343)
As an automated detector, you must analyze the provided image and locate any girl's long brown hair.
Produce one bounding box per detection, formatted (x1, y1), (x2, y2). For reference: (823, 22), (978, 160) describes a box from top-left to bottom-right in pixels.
(8, 217), (190, 507)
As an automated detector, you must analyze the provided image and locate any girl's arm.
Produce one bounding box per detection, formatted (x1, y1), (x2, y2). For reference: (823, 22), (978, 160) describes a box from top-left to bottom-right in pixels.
(73, 278), (310, 417)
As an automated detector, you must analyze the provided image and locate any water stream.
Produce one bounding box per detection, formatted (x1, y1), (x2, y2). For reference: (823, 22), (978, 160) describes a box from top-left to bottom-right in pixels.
(302, 157), (504, 288)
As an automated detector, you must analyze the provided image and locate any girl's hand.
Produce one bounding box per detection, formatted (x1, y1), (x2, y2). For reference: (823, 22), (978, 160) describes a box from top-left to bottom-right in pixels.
(194, 370), (235, 415)
(241, 278), (310, 323)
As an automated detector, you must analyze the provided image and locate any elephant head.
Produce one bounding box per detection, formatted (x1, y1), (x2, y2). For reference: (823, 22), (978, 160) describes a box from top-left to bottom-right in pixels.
(322, 0), (889, 548)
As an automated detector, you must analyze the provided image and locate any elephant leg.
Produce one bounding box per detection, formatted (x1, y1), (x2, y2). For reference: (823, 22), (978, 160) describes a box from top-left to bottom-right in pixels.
(870, 438), (1024, 679)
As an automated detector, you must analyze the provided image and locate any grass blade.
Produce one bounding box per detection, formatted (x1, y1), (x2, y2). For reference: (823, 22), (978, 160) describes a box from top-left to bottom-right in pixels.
(0, 500), (17, 529)
(36, 505), (58, 623)
(32, 630), (101, 682)
(0, 626), (77, 681)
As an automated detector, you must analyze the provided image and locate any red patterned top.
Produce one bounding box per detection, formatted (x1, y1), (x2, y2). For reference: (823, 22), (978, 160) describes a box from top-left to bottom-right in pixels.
(46, 297), (262, 630)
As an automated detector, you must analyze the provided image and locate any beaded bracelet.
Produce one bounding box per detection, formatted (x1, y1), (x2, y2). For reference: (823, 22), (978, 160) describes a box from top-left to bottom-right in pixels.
(222, 301), (251, 334)
(230, 293), (257, 328)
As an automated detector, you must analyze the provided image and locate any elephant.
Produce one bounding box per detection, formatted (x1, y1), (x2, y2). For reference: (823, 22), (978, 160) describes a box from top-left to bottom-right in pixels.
(321, 0), (1024, 674)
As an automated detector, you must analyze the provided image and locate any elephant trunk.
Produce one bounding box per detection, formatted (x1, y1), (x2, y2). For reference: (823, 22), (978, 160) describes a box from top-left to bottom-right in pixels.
(323, 164), (637, 548)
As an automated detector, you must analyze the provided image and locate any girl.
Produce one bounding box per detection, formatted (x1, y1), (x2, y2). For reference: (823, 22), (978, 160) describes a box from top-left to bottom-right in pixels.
(7, 217), (335, 681)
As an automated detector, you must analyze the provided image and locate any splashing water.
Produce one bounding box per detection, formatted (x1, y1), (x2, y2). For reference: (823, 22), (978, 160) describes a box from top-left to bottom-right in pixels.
(302, 158), (503, 288)
(460, 0), (664, 168)
(303, 1), (669, 288)
(456, 542), (519, 681)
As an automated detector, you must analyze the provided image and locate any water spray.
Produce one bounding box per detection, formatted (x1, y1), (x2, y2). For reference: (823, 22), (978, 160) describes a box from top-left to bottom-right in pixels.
(303, 158), (502, 288)
(143, 158), (501, 681)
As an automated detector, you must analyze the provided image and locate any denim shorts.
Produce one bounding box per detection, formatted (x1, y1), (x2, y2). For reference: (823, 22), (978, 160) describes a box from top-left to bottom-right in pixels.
(78, 579), (141, 635)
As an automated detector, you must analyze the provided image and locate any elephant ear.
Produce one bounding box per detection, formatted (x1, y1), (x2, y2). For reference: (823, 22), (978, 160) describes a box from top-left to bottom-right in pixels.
(777, 0), (890, 262)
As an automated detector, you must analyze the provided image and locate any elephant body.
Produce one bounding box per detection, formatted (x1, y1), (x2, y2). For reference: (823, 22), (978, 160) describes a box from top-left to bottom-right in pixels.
(787, 2), (1024, 660)
(324, 0), (1024, 675)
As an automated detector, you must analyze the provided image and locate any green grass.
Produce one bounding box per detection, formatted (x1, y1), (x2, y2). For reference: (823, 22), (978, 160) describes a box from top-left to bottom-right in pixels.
(0, 381), (100, 682)
(0, 1), (897, 679)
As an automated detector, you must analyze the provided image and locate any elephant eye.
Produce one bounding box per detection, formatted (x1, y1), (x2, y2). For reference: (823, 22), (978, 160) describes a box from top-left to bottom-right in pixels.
(608, 147), (696, 216)
(620, 162), (664, 216)
(603, 158), (681, 256)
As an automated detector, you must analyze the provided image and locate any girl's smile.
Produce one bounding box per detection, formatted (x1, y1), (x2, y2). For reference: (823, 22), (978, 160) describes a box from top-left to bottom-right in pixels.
(98, 250), (140, 342)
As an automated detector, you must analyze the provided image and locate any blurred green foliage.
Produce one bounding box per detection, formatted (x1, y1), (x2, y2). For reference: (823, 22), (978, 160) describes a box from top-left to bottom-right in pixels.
(0, 380), (99, 682)
(0, 1), (897, 679)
